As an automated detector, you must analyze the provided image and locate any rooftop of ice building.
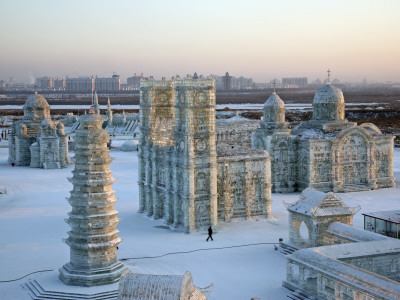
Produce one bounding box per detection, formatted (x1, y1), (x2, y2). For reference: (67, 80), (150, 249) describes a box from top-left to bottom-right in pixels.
(23, 91), (50, 120)
(264, 92), (285, 108)
(313, 83), (345, 105)
(285, 188), (360, 217)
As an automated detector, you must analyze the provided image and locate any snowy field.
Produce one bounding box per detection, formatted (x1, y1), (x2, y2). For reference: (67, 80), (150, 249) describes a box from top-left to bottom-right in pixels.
(0, 145), (399, 299)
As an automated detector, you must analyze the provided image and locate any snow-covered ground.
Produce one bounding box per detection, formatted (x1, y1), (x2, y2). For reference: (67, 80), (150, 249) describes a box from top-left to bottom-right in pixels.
(0, 146), (399, 299)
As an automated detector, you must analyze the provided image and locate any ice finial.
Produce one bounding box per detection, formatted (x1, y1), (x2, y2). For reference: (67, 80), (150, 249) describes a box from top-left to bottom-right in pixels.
(327, 69), (331, 84)
(107, 97), (111, 108)
(93, 92), (100, 114)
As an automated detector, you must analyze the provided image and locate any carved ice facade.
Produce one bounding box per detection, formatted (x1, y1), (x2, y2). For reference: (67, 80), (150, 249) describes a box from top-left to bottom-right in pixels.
(138, 77), (271, 233)
(253, 84), (395, 193)
(8, 92), (69, 168)
(216, 116), (259, 148)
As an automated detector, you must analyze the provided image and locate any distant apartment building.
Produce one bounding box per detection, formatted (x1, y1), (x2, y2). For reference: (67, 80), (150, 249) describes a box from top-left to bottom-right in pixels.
(313, 78), (322, 85)
(217, 72), (253, 91)
(235, 76), (254, 89)
(94, 75), (120, 92)
(35, 77), (53, 89)
(53, 78), (65, 89)
(127, 73), (147, 90)
(35, 77), (65, 90)
(215, 76), (224, 90)
(282, 77), (308, 88)
(223, 72), (233, 91)
(0, 80), (6, 90)
(66, 76), (94, 92)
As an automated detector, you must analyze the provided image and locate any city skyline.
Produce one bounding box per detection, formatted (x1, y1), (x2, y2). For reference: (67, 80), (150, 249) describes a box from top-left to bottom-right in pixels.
(1, 0), (399, 84)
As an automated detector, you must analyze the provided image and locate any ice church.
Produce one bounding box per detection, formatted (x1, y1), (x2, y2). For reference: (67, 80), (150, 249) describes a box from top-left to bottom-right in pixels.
(138, 76), (271, 233)
(8, 92), (70, 169)
(252, 81), (395, 193)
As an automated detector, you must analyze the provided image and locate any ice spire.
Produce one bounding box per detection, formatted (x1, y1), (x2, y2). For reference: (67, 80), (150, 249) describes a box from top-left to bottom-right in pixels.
(93, 92), (100, 114)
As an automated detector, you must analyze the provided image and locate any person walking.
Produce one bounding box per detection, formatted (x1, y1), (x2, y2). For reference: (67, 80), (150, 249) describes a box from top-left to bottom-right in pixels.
(206, 226), (213, 241)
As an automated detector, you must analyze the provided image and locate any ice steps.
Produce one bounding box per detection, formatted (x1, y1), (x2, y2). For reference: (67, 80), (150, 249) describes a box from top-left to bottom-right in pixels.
(23, 279), (118, 300)
(342, 184), (371, 192)
(279, 244), (298, 255)
(287, 289), (317, 300)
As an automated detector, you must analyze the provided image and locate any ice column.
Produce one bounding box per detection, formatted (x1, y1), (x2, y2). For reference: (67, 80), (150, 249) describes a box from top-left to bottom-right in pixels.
(59, 106), (126, 286)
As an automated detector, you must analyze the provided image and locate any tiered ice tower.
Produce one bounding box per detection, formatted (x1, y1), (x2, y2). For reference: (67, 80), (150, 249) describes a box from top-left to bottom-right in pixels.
(59, 106), (126, 286)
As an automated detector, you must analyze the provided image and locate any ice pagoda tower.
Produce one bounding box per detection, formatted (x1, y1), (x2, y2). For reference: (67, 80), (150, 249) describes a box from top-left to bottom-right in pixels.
(59, 106), (126, 286)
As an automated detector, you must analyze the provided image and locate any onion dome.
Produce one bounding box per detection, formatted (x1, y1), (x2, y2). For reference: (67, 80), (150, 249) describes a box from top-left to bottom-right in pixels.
(263, 92), (285, 123)
(23, 91), (50, 121)
(312, 84), (345, 122)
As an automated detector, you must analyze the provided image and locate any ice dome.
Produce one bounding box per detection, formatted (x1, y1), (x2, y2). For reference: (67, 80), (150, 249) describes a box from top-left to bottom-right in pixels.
(313, 84), (344, 105)
(120, 140), (139, 151)
(264, 92), (285, 108)
(263, 92), (285, 123)
(23, 92), (50, 121)
(312, 84), (345, 122)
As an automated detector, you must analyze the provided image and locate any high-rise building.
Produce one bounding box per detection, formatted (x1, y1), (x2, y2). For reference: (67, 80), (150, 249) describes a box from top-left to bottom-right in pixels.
(0, 80), (6, 90)
(282, 77), (308, 88)
(94, 75), (120, 92)
(52, 78), (65, 89)
(223, 72), (232, 91)
(216, 73), (253, 91)
(234, 76), (254, 90)
(35, 77), (66, 90)
(66, 77), (94, 92)
(35, 77), (53, 89)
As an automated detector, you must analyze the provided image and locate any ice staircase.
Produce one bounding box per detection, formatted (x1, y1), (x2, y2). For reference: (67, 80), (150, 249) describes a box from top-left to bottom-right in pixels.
(123, 120), (138, 134)
(279, 242), (298, 255)
(342, 184), (370, 192)
(23, 279), (118, 300)
(287, 289), (317, 300)
(68, 121), (80, 133)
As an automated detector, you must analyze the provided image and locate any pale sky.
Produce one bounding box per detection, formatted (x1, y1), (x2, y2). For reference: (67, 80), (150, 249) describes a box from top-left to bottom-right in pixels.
(1, 0), (399, 83)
